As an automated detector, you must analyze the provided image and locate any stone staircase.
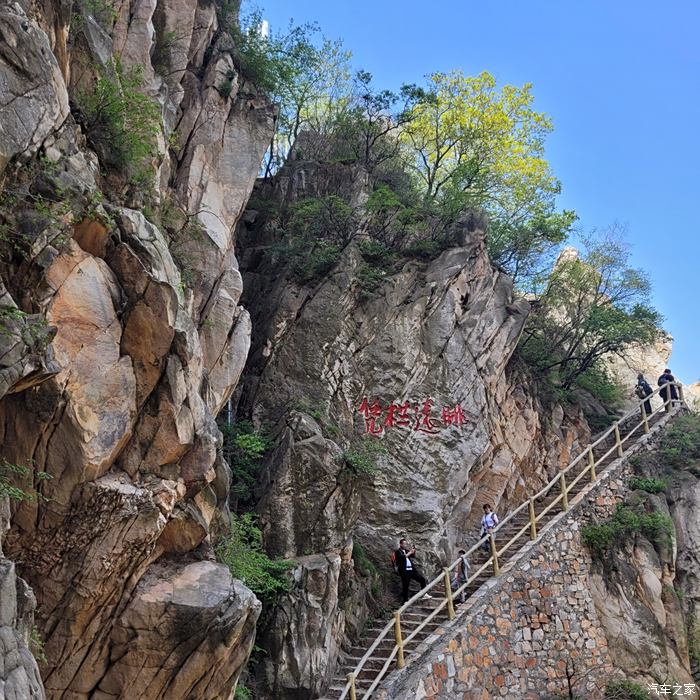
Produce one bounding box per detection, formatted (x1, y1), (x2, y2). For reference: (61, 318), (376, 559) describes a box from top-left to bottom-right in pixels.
(320, 389), (680, 700)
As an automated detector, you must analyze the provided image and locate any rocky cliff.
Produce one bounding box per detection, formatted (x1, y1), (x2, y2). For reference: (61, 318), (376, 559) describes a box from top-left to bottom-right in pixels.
(1, 1), (695, 698)
(0, 0), (272, 695)
(233, 156), (593, 697)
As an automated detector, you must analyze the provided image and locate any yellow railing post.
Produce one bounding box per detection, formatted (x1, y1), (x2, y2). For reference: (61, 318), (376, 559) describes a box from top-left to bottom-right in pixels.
(641, 401), (650, 434)
(347, 673), (357, 700)
(443, 568), (455, 620)
(677, 382), (684, 407)
(559, 472), (569, 511)
(489, 533), (500, 575)
(588, 447), (596, 482)
(614, 422), (624, 457)
(394, 611), (405, 669)
(529, 497), (537, 540)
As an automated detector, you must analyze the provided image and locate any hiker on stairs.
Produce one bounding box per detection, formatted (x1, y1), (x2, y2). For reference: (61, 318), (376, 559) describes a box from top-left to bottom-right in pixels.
(635, 373), (653, 416)
(479, 503), (499, 552)
(658, 368), (678, 411)
(395, 538), (432, 603)
(452, 549), (470, 603)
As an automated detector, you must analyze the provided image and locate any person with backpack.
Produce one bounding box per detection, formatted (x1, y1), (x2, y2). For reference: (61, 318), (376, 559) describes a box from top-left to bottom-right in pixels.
(635, 373), (653, 416)
(479, 503), (499, 552)
(394, 538), (431, 603)
(657, 368), (678, 411)
(452, 549), (470, 603)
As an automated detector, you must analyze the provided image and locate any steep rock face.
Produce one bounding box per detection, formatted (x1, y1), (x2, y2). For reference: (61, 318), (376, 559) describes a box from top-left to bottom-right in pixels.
(588, 528), (691, 684)
(260, 553), (345, 697)
(0, 0), (274, 696)
(0, 1), (69, 174)
(0, 498), (44, 699)
(588, 455), (700, 685)
(235, 160), (592, 697)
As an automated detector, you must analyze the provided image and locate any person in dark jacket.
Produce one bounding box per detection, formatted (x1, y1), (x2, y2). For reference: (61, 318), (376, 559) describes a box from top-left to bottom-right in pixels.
(635, 373), (653, 416)
(658, 369), (678, 411)
(395, 538), (431, 603)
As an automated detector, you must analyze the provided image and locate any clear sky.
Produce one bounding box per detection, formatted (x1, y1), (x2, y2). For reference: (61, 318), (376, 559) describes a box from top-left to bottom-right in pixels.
(258, 1), (700, 383)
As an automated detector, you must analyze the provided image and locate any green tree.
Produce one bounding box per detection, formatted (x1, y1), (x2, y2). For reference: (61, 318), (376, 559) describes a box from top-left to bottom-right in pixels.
(216, 513), (292, 607)
(400, 70), (572, 274)
(326, 71), (424, 173)
(219, 420), (270, 511)
(401, 71), (556, 204)
(271, 36), (352, 167)
(76, 61), (161, 185)
(519, 229), (662, 391)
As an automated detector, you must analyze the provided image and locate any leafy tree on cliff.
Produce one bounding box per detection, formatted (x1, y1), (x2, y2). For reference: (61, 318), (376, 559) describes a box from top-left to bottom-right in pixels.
(400, 70), (575, 277)
(264, 32), (353, 174)
(326, 70), (425, 173)
(519, 229), (662, 391)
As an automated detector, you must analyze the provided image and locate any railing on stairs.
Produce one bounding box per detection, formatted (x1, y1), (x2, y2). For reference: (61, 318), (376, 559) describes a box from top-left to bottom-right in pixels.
(339, 381), (686, 700)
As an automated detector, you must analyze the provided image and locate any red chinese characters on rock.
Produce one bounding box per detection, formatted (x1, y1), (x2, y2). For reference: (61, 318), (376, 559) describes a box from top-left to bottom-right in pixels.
(357, 397), (467, 435)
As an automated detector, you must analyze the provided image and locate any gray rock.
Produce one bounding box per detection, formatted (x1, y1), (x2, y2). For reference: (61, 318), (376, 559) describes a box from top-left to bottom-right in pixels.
(0, 2), (69, 174)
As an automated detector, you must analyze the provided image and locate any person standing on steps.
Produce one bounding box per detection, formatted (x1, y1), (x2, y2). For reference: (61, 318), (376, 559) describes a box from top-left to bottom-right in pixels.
(657, 368), (678, 411)
(452, 549), (470, 603)
(480, 503), (499, 552)
(395, 538), (431, 604)
(635, 373), (653, 417)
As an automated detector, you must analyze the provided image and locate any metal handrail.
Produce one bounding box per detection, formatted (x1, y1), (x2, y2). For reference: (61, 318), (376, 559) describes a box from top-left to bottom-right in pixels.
(339, 381), (684, 699)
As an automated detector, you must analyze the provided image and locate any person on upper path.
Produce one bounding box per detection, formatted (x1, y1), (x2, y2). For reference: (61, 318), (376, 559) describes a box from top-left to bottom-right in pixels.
(657, 368), (679, 411)
(479, 503), (499, 552)
(394, 538), (431, 604)
(635, 373), (653, 417)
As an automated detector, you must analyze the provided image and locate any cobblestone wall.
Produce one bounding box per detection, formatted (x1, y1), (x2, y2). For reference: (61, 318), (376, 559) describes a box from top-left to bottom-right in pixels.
(377, 415), (674, 700)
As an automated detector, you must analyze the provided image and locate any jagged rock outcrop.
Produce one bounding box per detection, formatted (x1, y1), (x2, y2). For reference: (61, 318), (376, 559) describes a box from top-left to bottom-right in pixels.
(604, 332), (673, 409)
(0, 0), (274, 695)
(588, 437), (700, 686)
(589, 536), (692, 685)
(0, 2), (70, 174)
(0, 498), (44, 699)
(235, 158), (592, 697)
(260, 553), (345, 697)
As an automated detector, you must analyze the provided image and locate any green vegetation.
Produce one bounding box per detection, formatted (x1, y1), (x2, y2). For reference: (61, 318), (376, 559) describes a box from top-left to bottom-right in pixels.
(352, 541), (382, 597)
(517, 231), (661, 405)
(629, 476), (667, 494)
(225, 7), (661, 423)
(605, 679), (651, 699)
(29, 625), (47, 665)
(218, 420), (270, 511)
(658, 413), (700, 467)
(75, 62), (161, 185)
(343, 437), (387, 477)
(234, 684), (253, 700)
(0, 459), (52, 503)
(581, 501), (673, 559)
(215, 513), (292, 607)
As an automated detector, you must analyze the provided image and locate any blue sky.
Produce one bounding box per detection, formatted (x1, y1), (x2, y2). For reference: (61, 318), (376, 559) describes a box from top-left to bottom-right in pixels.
(258, 1), (700, 383)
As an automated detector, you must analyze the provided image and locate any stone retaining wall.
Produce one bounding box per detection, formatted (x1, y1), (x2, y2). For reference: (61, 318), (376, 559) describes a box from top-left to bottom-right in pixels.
(376, 411), (679, 700)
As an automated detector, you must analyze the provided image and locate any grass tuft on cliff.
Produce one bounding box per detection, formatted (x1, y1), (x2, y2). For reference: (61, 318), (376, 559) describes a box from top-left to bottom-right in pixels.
(581, 500), (673, 559)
